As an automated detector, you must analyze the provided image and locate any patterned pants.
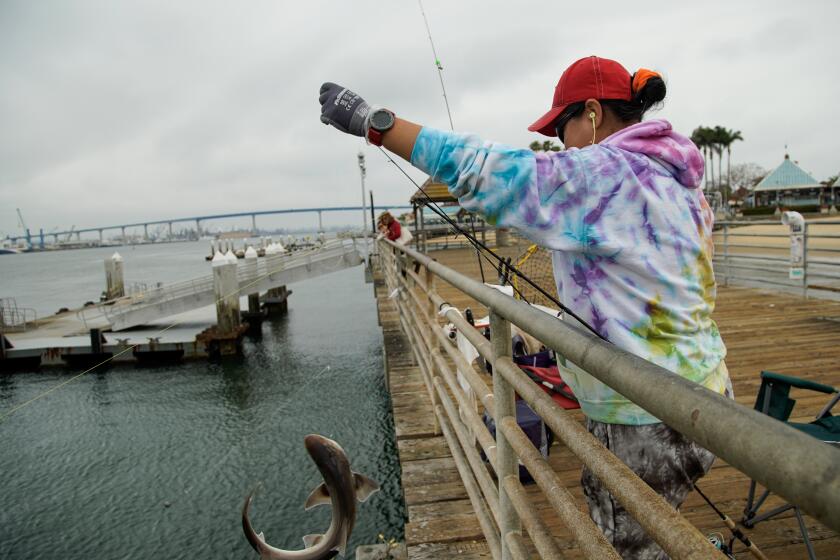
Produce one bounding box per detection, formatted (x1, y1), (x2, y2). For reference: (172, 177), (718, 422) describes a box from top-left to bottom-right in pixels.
(581, 380), (733, 559)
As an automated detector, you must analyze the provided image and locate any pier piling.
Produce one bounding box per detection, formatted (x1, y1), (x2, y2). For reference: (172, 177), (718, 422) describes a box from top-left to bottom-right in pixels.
(104, 252), (125, 300)
(241, 246), (266, 330)
(200, 251), (246, 356)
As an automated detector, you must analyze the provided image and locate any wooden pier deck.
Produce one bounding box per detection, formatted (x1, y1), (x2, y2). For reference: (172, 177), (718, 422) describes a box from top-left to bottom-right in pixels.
(375, 243), (840, 560)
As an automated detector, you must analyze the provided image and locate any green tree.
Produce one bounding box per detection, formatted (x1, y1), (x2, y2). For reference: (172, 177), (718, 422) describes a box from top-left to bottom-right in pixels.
(691, 126), (716, 191)
(724, 129), (743, 190)
(529, 140), (561, 152)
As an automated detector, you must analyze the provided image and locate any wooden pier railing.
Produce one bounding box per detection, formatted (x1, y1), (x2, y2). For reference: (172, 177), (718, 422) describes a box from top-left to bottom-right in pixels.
(377, 238), (840, 560)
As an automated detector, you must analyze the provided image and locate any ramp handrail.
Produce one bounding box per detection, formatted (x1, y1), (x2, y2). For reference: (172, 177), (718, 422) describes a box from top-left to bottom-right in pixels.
(714, 218), (840, 297)
(378, 237), (839, 560)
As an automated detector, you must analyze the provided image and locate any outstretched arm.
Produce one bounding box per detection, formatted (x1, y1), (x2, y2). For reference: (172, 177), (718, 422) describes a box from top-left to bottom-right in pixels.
(318, 82), (420, 160)
(382, 118), (422, 161)
(318, 81), (607, 252)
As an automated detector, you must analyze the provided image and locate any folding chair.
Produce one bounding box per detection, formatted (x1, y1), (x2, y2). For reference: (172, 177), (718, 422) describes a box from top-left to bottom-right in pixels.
(742, 371), (840, 560)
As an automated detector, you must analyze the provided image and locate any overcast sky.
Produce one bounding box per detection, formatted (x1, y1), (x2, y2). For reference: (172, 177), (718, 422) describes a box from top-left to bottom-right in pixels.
(1, 0), (838, 237)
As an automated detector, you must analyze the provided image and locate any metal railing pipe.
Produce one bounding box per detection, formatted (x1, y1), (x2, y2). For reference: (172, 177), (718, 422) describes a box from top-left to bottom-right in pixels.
(498, 416), (619, 559)
(504, 530), (531, 560)
(428, 344), (498, 467)
(502, 475), (567, 560)
(432, 375), (500, 521)
(434, 405), (502, 560)
(491, 311), (520, 560)
(495, 358), (723, 559)
(429, 317), (495, 413)
(382, 239), (840, 533)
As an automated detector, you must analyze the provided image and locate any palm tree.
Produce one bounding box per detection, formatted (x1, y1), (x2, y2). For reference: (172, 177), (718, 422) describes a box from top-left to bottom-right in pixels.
(529, 140), (561, 152)
(725, 129), (743, 190)
(712, 126), (730, 195)
(691, 127), (712, 191)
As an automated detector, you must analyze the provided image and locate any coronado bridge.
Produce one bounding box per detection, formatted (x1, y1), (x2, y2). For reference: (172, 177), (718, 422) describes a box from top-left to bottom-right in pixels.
(7, 205), (414, 245)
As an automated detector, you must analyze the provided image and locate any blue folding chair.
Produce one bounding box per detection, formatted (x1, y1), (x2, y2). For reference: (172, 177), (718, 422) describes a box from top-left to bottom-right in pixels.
(742, 371), (840, 560)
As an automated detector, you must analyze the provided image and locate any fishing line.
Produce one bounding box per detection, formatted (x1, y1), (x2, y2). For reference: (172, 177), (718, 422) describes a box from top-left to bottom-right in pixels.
(415, 0), (486, 283)
(376, 146), (607, 341)
(417, 0), (453, 131)
(0, 245), (330, 422)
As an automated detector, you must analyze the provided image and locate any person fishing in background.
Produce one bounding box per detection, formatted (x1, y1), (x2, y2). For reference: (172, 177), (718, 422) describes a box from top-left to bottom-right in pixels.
(318, 55), (732, 559)
(377, 210), (412, 246)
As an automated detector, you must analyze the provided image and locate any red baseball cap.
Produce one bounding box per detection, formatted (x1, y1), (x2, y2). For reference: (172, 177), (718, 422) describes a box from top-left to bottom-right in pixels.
(528, 56), (633, 137)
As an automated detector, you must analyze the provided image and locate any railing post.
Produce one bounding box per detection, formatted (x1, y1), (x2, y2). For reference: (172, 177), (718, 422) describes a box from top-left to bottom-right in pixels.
(490, 310), (519, 560)
(802, 222), (809, 299)
(722, 224), (730, 287)
(424, 265), (436, 323)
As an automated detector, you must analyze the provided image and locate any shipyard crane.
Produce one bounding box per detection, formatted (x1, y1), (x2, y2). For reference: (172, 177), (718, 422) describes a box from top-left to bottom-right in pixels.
(15, 208), (32, 248)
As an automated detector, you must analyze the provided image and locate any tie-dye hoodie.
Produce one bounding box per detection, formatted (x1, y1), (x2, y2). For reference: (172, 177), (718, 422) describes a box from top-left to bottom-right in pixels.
(410, 119), (728, 425)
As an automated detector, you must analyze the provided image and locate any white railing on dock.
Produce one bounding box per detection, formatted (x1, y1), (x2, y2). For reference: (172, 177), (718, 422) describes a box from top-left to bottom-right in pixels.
(377, 237), (840, 560)
(96, 238), (364, 330)
(0, 298), (37, 333)
(714, 218), (840, 299)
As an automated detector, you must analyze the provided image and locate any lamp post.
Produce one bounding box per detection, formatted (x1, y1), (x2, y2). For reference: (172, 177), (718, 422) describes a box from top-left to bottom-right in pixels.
(357, 151), (367, 237)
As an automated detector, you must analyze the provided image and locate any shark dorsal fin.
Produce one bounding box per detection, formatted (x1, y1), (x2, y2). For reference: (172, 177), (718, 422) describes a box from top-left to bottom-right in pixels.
(304, 482), (331, 510)
(353, 472), (380, 503)
(303, 534), (325, 549)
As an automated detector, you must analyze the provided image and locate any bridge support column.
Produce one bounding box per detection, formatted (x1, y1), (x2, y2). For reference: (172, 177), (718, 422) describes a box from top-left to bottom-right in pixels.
(168, 222), (173, 240)
(143, 224), (149, 241)
(104, 252), (125, 300)
(317, 210), (323, 233)
(53, 234), (59, 244)
(121, 226), (126, 243)
(98, 229), (103, 244)
(195, 219), (201, 238)
(251, 214), (257, 235)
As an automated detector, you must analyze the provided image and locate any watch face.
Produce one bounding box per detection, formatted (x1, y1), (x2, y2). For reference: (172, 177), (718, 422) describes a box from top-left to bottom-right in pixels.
(370, 109), (394, 130)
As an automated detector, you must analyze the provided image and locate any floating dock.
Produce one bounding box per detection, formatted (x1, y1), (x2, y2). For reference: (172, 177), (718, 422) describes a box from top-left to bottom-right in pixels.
(1, 239), (363, 370)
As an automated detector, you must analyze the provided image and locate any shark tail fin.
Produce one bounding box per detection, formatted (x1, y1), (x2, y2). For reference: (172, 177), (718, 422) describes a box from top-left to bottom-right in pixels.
(353, 472), (380, 503)
(304, 482), (331, 510)
(303, 533), (325, 549)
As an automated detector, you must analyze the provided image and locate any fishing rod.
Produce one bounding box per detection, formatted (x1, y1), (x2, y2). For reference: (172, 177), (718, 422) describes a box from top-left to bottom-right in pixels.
(415, 0), (486, 284)
(693, 483), (769, 560)
(409, 2), (606, 340)
(377, 146), (608, 341)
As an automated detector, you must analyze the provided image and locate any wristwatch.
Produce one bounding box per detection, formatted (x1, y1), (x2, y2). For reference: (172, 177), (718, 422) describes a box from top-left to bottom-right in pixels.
(367, 108), (396, 146)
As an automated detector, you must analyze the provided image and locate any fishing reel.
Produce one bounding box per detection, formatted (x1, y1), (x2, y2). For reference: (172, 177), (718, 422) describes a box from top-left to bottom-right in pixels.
(707, 533), (736, 559)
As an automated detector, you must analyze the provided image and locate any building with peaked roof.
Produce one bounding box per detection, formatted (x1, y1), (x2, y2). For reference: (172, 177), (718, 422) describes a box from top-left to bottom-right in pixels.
(409, 178), (490, 250)
(750, 153), (830, 208)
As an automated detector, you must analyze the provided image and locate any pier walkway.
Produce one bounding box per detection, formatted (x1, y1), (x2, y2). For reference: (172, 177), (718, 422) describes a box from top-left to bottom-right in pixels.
(375, 242), (840, 559)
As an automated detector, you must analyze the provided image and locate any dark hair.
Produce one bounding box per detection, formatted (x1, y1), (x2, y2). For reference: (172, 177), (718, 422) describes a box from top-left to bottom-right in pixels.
(554, 74), (667, 138)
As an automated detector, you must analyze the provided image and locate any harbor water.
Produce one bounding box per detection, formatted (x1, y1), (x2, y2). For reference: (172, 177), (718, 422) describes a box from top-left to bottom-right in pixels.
(0, 241), (405, 559)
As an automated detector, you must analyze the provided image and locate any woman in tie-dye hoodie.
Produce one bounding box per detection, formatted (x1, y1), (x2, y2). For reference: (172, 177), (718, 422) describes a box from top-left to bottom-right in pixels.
(319, 55), (731, 559)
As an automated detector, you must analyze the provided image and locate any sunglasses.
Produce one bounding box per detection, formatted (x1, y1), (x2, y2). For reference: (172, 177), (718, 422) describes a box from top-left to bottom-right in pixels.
(554, 106), (585, 144)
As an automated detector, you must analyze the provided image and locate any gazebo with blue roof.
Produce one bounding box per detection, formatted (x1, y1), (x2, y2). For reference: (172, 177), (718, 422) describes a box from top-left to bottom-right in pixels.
(751, 153), (828, 208)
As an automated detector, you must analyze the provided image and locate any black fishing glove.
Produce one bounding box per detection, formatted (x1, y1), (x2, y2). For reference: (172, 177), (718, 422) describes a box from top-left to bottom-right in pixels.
(319, 82), (370, 137)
